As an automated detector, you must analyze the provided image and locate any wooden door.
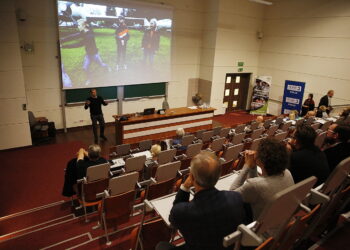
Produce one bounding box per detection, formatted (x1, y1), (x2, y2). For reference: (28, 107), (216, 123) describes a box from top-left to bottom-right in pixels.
(223, 73), (250, 113)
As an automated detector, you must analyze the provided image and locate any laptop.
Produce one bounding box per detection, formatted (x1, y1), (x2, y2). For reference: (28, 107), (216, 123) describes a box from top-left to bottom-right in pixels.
(143, 108), (155, 115)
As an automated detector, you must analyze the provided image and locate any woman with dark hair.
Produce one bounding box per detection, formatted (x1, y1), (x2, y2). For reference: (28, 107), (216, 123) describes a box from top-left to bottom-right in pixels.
(230, 138), (294, 220)
(301, 93), (315, 117)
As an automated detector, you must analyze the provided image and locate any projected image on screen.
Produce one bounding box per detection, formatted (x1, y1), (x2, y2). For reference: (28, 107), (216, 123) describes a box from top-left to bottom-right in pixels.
(57, 1), (172, 89)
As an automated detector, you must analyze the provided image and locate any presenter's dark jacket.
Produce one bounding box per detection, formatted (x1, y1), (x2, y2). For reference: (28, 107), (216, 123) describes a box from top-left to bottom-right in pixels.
(318, 95), (329, 108)
(85, 96), (107, 116)
(289, 146), (330, 186)
(169, 188), (246, 250)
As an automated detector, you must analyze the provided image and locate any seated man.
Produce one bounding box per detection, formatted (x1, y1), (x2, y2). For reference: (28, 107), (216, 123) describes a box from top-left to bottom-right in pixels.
(172, 128), (186, 150)
(157, 151), (246, 250)
(230, 138), (294, 220)
(76, 144), (108, 179)
(323, 122), (350, 172)
(245, 115), (264, 133)
(288, 125), (330, 186)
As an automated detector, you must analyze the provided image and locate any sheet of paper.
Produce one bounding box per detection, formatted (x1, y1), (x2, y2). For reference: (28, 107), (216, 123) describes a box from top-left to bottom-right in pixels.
(132, 150), (152, 159)
(215, 173), (238, 191)
(188, 106), (198, 110)
(111, 158), (125, 167)
(226, 76), (231, 83)
(151, 193), (194, 226)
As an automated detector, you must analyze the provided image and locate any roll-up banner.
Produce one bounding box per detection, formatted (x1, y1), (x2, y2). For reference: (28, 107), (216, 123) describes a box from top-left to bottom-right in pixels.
(250, 76), (272, 115)
(281, 80), (305, 114)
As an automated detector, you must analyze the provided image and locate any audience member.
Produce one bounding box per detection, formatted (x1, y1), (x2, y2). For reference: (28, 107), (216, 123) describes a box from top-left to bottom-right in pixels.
(172, 128), (186, 150)
(256, 115), (264, 128)
(230, 138), (294, 220)
(157, 151), (246, 250)
(76, 144), (107, 179)
(150, 144), (161, 161)
(288, 125), (329, 186)
(301, 93), (315, 117)
(323, 123), (350, 172)
(339, 108), (350, 122)
(304, 110), (316, 119)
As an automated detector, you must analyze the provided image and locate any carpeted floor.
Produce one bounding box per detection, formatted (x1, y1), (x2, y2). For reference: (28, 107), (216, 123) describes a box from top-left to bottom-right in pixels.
(0, 141), (86, 217)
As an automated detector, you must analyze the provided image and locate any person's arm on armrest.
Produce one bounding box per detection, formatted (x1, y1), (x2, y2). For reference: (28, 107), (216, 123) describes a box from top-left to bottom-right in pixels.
(230, 150), (257, 190)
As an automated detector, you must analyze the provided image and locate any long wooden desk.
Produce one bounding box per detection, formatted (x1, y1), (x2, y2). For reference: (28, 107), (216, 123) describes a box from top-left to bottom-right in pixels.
(113, 107), (215, 145)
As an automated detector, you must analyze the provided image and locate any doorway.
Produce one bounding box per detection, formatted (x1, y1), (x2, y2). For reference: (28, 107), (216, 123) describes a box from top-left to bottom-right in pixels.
(223, 73), (250, 113)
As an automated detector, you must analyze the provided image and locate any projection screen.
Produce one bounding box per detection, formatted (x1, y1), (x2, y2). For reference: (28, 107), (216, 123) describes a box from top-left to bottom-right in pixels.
(57, 1), (172, 89)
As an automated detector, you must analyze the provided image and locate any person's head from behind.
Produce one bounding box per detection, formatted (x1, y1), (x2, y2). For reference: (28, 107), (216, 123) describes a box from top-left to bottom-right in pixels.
(305, 110), (315, 118)
(176, 128), (185, 138)
(308, 93), (313, 100)
(327, 90), (334, 98)
(294, 125), (317, 149)
(90, 89), (97, 98)
(256, 116), (264, 124)
(326, 123), (338, 143)
(150, 144), (161, 159)
(88, 144), (101, 160)
(190, 151), (221, 190)
(340, 108), (350, 119)
(256, 138), (288, 176)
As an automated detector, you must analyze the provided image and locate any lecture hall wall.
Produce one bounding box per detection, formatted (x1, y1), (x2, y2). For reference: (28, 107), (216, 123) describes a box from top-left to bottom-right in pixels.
(1, 0), (350, 150)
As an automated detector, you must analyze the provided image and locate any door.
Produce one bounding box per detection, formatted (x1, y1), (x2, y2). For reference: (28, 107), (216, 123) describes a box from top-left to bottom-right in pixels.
(223, 73), (250, 113)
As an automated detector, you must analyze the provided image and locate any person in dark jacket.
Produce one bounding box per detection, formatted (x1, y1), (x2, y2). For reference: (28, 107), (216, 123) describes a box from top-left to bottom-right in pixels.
(156, 151), (246, 250)
(288, 124), (330, 186)
(318, 90), (334, 115)
(142, 18), (160, 65)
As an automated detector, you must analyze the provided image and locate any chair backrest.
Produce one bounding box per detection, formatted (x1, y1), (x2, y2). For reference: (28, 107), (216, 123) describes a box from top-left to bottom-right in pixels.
(231, 132), (245, 145)
(211, 137), (226, 152)
(103, 190), (135, 222)
(125, 155), (146, 173)
(147, 178), (175, 200)
(220, 127), (231, 138)
(250, 122), (259, 131)
(275, 117), (284, 125)
(266, 125), (278, 137)
(141, 218), (171, 250)
(221, 159), (234, 176)
(321, 157), (350, 195)
(251, 128), (264, 140)
(250, 138), (264, 151)
(185, 143), (203, 158)
(234, 124), (246, 134)
(295, 119), (304, 127)
(139, 140), (152, 151)
(157, 149), (176, 165)
(314, 131), (327, 148)
(223, 143), (244, 162)
(116, 143), (131, 156)
(181, 134), (195, 147)
(86, 163), (110, 182)
(280, 122), (292, 131)
(263, 119), (272, 129)
(195, 129), (206, 139)
(155, 161), (181, 182)
(202, 130), (214, 143)
(256, 176), (317, 237)
(109, 172), (139, 196)
(320, 121), (332, 131)
(274, 131), (288, 142)
(213, 126), (222, 136)
(311, 123), (321, 130)
(82, 178), (109, 202)
(180, 157), (192, 170)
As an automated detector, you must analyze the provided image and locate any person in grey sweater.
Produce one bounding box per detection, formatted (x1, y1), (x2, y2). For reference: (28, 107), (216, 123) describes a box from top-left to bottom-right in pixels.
(230, 138), (294, 220)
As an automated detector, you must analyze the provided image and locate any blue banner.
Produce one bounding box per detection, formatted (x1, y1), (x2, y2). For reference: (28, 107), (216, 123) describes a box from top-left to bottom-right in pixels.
(281, 80), (305, 114)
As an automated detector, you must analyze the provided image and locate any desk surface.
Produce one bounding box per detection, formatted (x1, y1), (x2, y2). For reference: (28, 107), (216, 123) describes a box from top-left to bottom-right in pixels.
(113, 107), (215, 125)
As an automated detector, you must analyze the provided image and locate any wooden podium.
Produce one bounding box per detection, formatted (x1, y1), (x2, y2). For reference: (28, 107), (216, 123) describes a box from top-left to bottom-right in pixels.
(113, 107), (215, 145)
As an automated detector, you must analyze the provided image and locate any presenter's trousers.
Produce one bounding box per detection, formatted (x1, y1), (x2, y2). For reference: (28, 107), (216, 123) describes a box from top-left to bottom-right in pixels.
(91, 114), (105, 142)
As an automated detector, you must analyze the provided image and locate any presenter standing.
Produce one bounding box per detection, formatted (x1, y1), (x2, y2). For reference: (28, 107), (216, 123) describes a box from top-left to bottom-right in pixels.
(85, 89), (108, 143)
(318, 90), (334, 115)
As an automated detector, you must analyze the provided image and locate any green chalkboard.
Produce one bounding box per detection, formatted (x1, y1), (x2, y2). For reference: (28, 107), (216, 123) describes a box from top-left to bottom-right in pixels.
(124, 82), (166, 99)
(65, 86), (118, 104)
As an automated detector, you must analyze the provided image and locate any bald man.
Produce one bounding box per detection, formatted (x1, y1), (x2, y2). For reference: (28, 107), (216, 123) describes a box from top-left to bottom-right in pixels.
(157, 152), (246, 250)
(319, 90), (334, 115)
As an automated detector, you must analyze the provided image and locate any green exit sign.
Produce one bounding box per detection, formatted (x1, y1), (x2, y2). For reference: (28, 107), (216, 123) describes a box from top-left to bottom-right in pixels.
(238, 62), (244, 67)
(238, 67), (243, 72)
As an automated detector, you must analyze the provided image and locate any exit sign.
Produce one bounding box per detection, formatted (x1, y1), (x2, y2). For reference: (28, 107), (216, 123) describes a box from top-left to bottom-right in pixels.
(238, 68), (243, 72)
(238, 62), (244, 67)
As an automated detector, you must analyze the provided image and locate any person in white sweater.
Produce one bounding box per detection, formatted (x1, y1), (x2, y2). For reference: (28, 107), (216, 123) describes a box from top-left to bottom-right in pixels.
(230, 138), (294, 220)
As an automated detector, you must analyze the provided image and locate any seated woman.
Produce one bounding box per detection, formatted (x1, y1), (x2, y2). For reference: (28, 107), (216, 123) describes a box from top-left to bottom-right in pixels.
(172, 128), (187, 150)
(301, 93), (315, 117)
(145, 144), (161, 179)
(230, 138), (294, 220)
